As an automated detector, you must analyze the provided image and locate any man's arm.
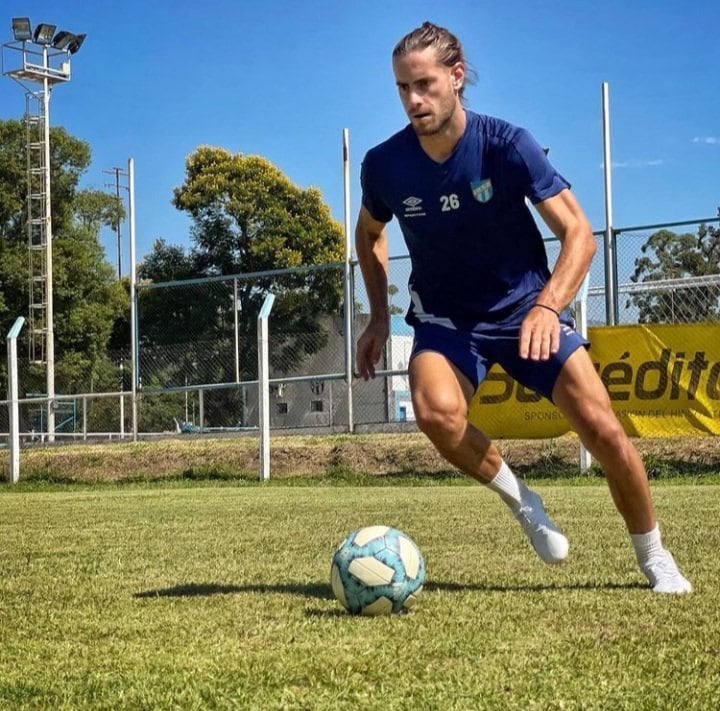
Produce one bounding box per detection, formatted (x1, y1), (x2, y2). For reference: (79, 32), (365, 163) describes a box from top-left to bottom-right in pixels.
(355, 205), (391, 379)
(520, 188), (596, 360)
(534, 188), (596, 311)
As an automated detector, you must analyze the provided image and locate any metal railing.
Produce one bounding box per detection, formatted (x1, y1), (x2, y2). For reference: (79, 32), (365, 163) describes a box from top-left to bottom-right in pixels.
(2, 217), (719, 449)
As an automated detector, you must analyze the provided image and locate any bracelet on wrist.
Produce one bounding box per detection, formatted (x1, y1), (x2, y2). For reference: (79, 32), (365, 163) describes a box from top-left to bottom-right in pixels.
(532, 303), (560, 317)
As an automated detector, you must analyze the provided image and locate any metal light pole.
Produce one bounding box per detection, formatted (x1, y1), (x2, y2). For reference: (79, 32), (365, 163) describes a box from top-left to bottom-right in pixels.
(128, 157), (139, 442)
(2, 19), (86, 439)
(601, 82), (618, 325)
(342, 128), (354, 432)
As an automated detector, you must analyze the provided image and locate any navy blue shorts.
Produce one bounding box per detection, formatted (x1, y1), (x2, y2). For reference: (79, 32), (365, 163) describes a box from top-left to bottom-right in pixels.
(409, 319), (589, 402)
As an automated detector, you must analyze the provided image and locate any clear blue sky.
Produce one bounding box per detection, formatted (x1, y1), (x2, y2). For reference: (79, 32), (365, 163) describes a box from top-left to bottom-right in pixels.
(2, 0), (719, 274)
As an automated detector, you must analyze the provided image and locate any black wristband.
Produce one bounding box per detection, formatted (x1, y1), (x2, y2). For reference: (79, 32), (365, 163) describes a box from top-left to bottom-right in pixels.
(532, 303), (560, 317)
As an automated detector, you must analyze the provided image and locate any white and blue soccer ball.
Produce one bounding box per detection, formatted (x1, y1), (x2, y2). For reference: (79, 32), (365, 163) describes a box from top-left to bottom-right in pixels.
(330, 525), (426, 616)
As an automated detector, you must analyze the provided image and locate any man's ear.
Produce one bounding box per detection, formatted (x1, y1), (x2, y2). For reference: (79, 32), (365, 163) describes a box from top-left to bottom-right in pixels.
(450, 62), (465, 93)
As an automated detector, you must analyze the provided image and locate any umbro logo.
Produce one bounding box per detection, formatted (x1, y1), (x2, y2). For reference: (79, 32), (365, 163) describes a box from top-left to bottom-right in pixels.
(401, 195), (425, 218)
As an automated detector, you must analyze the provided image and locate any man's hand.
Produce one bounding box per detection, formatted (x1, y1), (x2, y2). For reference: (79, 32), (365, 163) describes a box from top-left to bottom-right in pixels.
(519, 305), (560, 361)
(356, 319), (390, 379)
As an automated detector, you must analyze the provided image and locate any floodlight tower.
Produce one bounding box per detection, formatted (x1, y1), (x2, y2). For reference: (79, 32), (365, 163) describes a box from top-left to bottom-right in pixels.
(2, 18), (86, 438)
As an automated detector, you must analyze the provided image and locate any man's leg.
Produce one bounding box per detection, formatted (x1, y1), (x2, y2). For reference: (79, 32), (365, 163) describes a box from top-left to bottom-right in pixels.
(409, 351), (498, 480)
(409, 350), (568, 564)
(552, 347), (691, 593)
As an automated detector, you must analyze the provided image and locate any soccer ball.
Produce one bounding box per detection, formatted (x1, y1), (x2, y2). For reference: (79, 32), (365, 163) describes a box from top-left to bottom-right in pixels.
(330, 525), (426, 616)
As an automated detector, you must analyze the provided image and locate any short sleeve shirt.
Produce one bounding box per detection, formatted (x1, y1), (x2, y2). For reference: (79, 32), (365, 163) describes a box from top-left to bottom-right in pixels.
(360, 111), (570, 330)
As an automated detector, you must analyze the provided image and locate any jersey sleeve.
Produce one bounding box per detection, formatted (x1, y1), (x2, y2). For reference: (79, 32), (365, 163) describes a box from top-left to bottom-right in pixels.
(509, 128), (571, 204)
(360, 152), (393, 223)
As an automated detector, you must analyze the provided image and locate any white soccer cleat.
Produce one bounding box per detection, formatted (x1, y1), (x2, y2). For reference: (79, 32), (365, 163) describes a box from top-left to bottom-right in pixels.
(512, 486), (569, 564)
(641, 551), (693, 594)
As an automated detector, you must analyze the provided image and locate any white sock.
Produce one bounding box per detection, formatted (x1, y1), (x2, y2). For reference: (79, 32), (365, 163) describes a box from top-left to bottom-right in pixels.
(486, 460), (524, 509)
(630, 524), (664, 565)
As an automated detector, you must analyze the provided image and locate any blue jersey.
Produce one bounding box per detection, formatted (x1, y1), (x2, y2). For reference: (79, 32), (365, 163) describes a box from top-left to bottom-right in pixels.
(360, 111), (570, 331)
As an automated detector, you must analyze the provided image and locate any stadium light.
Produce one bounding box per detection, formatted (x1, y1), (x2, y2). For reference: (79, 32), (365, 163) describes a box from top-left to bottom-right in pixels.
(51, 30), (74, 50)
(11, 17), (32, 41)
(33, 23), (57, 45)
(52, 31), (86, 54)
(68, 33), (86, 54)
(3, 19), (86, 441)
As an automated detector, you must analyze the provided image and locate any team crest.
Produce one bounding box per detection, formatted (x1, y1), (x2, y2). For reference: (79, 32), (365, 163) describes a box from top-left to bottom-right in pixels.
(471, 179), (493, 203)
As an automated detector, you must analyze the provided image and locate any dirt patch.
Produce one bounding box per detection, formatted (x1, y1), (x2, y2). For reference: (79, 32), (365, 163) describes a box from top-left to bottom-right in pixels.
(3, 431), (719, 484)
(269, 433), (720, 477)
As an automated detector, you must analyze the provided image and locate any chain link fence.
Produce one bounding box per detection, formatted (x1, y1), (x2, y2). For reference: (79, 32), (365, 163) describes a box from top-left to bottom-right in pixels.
(545, 221), (720, 327)
(2, 218), (718, 440)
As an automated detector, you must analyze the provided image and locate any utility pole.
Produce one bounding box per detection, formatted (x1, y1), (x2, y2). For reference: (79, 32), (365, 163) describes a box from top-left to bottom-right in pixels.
(103, 166), (128, 279)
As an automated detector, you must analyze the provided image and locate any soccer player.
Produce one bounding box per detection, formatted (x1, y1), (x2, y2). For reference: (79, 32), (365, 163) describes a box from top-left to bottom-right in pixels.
(355, 21), (691, 593)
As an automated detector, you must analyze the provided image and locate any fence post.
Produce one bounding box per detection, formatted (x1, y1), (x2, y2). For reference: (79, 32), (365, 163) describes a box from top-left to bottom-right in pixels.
(601, 82), (619, 325)
(128, 157), (139, 442)
(342, 129), (355, 433)
(233, 277), (240, 383)
(6, 317), (25, 483)
(258, 293), (276, 481)
(575, 275), (593, 472)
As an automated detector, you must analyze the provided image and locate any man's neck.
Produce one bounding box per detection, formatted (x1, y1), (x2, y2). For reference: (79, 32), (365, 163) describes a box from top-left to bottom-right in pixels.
(418, 107), (467, 163)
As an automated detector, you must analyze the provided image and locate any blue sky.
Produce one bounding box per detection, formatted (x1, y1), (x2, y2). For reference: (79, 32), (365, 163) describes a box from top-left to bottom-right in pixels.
(1, 0), (718, 273)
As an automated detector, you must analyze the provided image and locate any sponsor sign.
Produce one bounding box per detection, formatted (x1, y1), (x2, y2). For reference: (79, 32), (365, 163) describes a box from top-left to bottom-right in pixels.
(468, 323), (720, 438)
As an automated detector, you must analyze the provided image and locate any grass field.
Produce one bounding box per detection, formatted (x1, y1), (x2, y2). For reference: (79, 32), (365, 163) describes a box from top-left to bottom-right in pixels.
(1, 477), (719, 709)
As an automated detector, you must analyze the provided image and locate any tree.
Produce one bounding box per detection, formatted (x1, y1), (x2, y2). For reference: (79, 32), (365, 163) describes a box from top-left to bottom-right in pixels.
(136, 148), (345, 425)
(0, 118), (127, 399)
(628, 224), (720, 323)
(52, 203), (127, 393)
(388, 283), (404, 315)
(172, 147), (344, 276)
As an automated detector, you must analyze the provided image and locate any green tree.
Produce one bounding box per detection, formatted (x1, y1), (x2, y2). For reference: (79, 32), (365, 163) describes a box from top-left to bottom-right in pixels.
(172, 147), (344, 275)
(0, 118), (127, 402)
(53, 203), (127, 392)
(140, 238), (199, 282)
(388, 283), (404, 315)
(136, 147), (345, 425)
(628, 224), (720, 323)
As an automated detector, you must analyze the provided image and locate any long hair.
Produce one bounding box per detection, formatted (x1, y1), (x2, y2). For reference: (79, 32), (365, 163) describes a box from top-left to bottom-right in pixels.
(392, 22), (477, 102)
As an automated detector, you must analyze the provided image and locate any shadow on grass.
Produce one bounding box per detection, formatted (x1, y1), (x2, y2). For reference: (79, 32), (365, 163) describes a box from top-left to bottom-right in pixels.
(134, 582), (335, 600)
(134, 578), (643, 601)
(425, 580), (644, 593)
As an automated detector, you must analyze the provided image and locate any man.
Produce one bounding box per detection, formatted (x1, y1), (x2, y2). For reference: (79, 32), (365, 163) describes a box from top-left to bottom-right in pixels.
(355, 21), (691, 593)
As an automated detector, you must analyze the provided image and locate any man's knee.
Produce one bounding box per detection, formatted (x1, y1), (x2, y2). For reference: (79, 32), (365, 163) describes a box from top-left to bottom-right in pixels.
(582, 409), (632, 457)
(412, 388), (467, 443)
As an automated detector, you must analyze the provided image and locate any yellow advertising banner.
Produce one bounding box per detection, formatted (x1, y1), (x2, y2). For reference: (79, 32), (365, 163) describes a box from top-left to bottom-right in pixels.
(468, 323), (720, 438)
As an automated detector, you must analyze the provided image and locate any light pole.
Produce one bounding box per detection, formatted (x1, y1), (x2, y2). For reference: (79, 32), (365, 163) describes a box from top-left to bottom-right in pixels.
(2, 18), (86, 439)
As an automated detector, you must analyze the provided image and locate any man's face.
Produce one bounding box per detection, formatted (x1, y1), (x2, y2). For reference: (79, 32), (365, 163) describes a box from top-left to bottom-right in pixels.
(392, 47), (464, 136)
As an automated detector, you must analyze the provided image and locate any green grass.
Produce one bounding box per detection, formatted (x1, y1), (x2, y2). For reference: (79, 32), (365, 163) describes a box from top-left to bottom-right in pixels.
(1, 482), (718, 709)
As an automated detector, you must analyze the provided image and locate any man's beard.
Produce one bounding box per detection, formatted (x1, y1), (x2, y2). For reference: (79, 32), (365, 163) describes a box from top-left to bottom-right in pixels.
(411, 99), (457, 136)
